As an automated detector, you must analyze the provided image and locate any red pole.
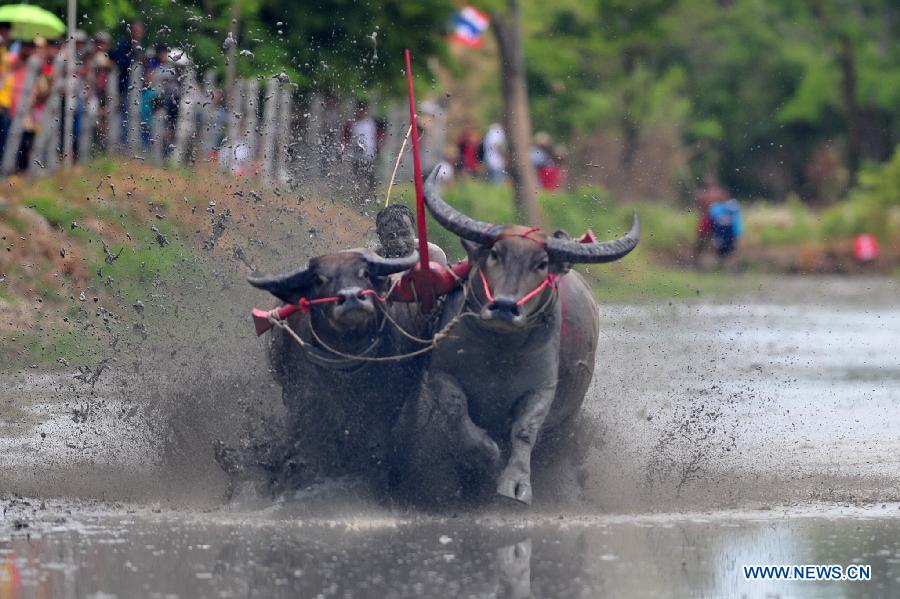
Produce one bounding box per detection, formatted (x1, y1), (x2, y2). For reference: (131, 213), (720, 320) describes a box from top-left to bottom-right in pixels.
(404, 49), (430, 271)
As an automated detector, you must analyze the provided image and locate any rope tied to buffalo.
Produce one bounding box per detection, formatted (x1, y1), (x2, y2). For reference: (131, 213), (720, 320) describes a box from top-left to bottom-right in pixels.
(265, 289), (479, 363)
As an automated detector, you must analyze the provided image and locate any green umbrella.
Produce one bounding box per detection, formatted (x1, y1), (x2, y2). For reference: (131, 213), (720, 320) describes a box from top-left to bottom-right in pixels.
(0, 4), (66, 41)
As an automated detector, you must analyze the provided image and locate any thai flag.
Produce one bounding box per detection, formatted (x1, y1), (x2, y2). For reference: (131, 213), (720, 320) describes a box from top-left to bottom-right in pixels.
(450, 6), (490, 48)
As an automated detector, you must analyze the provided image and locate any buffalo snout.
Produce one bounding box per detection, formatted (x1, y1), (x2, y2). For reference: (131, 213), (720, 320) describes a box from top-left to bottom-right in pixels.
(482, 296), (526, 328)
(332, 286), (376, 324)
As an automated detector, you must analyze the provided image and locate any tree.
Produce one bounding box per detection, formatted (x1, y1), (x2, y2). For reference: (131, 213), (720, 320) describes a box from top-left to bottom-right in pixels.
(485, 0), (542, 225)
(44, 0), (454, 95)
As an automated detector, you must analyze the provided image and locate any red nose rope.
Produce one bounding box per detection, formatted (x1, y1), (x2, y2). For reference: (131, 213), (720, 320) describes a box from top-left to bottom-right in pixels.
(295, 289), (388, 311)
(474, 226), (560, 307)
(251, 290), (386, 335)
(478, 269), (559, 306)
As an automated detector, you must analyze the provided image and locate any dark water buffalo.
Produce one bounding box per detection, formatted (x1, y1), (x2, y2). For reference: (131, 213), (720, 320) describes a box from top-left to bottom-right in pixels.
(398, 169), (640, 505)
(247, 249), (426, 488)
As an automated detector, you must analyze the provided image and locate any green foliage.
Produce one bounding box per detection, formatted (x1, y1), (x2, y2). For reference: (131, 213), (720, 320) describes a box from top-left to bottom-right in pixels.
(42, 0), (454, 94)
(821, 146), (900, 239)
(397, 179), (695, 261)
(517, 0), (900, 201)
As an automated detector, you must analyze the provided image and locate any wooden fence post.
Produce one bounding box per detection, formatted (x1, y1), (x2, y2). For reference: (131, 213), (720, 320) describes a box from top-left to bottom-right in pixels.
(259, 76), (278, 183)
(105, 66), (120, 152)
(275, 82), (293, 184)
(126, 63), (143, 154)
(173, 69), (198, 165)
(243, 78), (259, 165)
(221, 78), (243, 172)
(198, 69), (218, 161)
(77, 63), (97, 164)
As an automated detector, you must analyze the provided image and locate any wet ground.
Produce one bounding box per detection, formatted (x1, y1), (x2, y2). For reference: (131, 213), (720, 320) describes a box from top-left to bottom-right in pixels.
(1, 275), (899, 597)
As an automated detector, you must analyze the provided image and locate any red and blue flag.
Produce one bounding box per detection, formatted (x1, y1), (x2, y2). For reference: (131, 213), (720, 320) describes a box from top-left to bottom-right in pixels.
(450, 6), (490, 48)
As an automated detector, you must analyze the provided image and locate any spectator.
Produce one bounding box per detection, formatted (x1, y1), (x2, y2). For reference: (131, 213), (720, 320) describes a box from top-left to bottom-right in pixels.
(0, 21), (13, 159)
(73, 29), (88, 61)
(110, 20), (144, 142)
(709, 197), (743, 263)
(693, 173), (729, 266)
(456, 122), (481, 177)
(537, 144), (568, 191)
(91, 50), (113, 150)
(143, 43), (179, 154)
(11, 39), (48, 171)
(483, 123), (506, 184)
(530, 131), (552, 169)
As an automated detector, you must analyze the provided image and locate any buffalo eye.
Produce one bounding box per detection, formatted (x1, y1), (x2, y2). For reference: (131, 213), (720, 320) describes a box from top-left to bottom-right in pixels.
(536, 259), (548, 271)
(489, 248), (499, 261)
(357, 267), (367, 279)
(315, 274), (328, 286)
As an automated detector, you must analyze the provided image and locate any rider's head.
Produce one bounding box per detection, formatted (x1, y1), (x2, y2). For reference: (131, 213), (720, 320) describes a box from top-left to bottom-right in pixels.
(376, 205), (416, 259)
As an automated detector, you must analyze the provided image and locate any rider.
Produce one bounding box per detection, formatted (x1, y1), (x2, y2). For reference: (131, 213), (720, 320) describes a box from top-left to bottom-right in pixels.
(375, 204), (447, 264)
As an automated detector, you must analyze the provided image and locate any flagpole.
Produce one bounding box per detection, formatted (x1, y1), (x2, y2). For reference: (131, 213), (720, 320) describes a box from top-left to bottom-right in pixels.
(404, 49), (430, 271)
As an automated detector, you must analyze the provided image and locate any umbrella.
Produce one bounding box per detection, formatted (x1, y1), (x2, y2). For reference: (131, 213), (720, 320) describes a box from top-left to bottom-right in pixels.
(0, 5), (66, 41)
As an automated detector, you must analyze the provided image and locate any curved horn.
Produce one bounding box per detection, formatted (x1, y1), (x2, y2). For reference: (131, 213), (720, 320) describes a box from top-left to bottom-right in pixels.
(247, 265), (315, 304)
(424, 166), (501, 243)
(546, 211), (640, 264)
(362, 250), (419, 277)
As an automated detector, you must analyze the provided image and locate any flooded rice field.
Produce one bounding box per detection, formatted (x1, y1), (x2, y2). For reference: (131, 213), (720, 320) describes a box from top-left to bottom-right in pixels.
(1, 275), (899, 598)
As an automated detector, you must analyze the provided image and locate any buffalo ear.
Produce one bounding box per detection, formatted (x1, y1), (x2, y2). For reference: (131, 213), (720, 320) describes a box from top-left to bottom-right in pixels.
(247, 266), (316, 304)
(460, 238), (488, 261)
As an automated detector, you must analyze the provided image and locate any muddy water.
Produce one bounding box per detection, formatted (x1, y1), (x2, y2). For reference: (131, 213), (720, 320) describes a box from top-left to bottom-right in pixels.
(1, 276), (899, 597)
(3, 503), (900, 598)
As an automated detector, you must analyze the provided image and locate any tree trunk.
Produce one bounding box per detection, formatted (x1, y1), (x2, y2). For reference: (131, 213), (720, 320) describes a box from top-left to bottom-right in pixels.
(838, 37), (862, 182)
(491, 0), (542, 226)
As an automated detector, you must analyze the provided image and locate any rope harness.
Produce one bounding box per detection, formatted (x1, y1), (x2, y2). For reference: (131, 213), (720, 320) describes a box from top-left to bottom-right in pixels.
(477, 269), (559, 307)
(267, 229), (559, 364)
(474, 226), (560, 318)
(266, 286), (479, 364)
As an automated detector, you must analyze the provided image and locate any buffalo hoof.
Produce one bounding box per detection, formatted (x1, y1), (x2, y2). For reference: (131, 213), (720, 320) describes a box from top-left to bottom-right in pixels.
(497, 466), (532, 505)
(461, 420), (502, 475)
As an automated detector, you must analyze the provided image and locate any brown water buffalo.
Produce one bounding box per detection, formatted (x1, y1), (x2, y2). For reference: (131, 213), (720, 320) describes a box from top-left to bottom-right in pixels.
(397, 168), (640, 505)
(247, 249), (427, 488)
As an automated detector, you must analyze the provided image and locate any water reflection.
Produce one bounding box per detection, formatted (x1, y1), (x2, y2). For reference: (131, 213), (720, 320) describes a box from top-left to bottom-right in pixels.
(2, 507), (900, 598)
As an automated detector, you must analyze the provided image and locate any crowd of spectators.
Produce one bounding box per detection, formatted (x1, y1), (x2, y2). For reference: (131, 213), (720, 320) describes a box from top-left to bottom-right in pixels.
(0, 19), (201, 172)
(454, 122), (569, 190)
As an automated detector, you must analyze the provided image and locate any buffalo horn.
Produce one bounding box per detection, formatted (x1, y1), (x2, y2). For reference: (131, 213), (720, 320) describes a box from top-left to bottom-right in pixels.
(363, 250), (419, 276)
(247, 266), (315, 304)
(546, 211), (640, 264)
(424, 166), (501, 243)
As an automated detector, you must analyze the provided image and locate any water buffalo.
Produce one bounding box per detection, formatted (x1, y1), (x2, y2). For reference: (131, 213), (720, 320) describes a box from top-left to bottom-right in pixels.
(247, 248), (426, 488)
(398, 168), (640, 505)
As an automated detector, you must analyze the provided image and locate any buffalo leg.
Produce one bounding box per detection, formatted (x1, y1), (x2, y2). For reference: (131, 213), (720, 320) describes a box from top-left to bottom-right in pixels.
(429, 371), (501, 475)
(400, 370), (500, 504)
(497, 386), (555, 505)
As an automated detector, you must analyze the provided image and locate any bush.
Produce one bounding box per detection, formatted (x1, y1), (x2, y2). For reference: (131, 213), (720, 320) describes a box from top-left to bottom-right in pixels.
(821, 146), (900, 242)
(393, 179), (695, 262)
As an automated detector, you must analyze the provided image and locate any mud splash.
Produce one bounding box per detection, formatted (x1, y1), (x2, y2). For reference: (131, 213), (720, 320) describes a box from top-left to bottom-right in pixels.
(2, 276), (898, 514)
